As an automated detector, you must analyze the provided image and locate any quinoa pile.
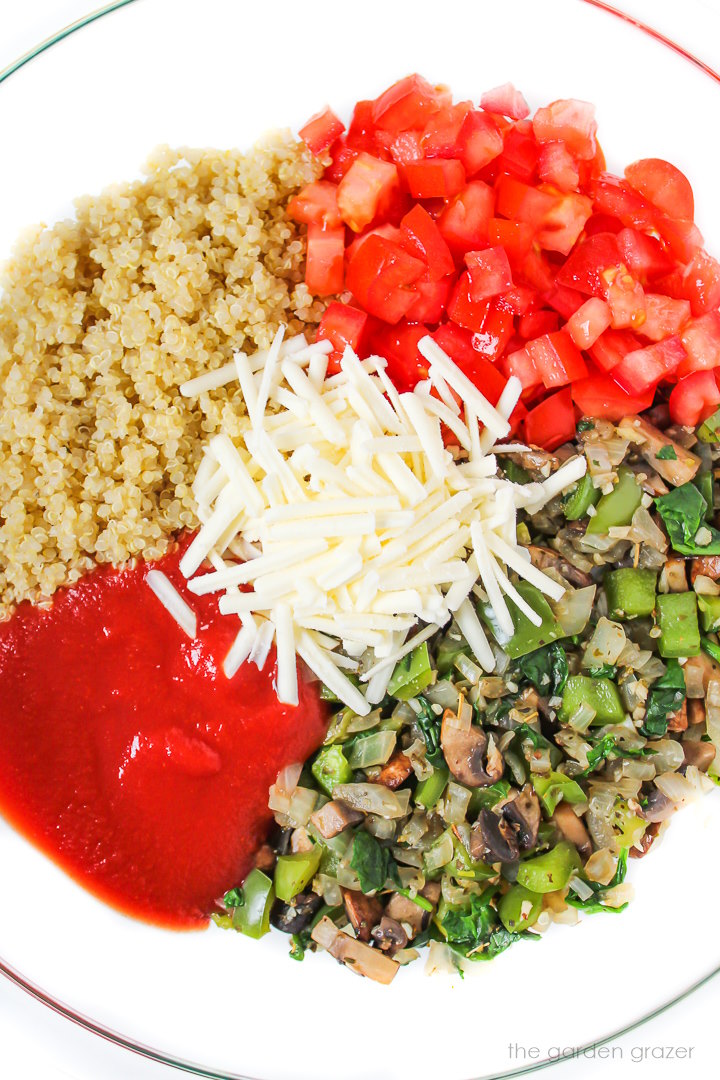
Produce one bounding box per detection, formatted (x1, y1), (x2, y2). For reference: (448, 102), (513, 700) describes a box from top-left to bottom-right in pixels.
(0, 134), (324, 612)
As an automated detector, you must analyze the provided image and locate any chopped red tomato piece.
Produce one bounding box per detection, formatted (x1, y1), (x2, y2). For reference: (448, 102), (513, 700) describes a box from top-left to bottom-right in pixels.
(346, 101), (380, 154)
(496, 126), (540, 182)
(405, 275), (453, 323)
(470, 301), (514, 362)
(465, 246), (513, 299)
(498, 285), (535, 316)
(536, 192), (593, 256)
(589, 329), (642, 373)
(480, 83), (530, 120)
(625, 158), (694, 222)
(544, 284), (585, 320)
(346, 223), (402, 262)
(438, 181), (495, 256)
(346, 234), (425, 323)
(447, 273), (494, 333)
(317, 302), (368, 372)
(613, 336), (686, 396)
(457, 111), (504, 175)
(405, 159), (466, 199)
(519, 310), (560, 339)
(503, 345), (541, 391)
(532, 99), (597, 160)
(495, 174), (557, 226)
(537, 142), (579, 192)
(669, 370), (720, 427)
(420, 102), (472, 157)
(571, 369), (654, 420)
(371, 75), (450, 132)
(524, 387), (575, 450)
(605, 269), (646, 330)
(678, 312), (720, 376)
(615, 227), (675, 281)
(287, 181), (342, 228)
(325, 139), (359, 184)
(387, 130), (424, 166)
(487, 218), (533, 265)
(676, 249), (720, 317)
(567, 298), (612, 349)
(399, 204), (455, 280)
(368, 321), (431, 391)
(336, 153), (399, 232)
(299, 107), (345, 155)
(305, 225), (345, 296)
(527, 331), (587, 389)
(639, 294), (691, 343)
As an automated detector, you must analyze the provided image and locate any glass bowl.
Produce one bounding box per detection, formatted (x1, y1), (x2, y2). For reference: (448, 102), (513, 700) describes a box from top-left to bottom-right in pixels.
(0, 2), (719, 1078)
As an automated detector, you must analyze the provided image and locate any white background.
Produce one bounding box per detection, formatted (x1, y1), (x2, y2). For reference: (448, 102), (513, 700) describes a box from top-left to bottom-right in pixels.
(1, 2), (719, 1078)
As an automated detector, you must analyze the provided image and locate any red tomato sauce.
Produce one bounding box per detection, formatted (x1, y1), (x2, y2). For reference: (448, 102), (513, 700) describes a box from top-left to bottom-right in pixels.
(0, 541), (327, 929)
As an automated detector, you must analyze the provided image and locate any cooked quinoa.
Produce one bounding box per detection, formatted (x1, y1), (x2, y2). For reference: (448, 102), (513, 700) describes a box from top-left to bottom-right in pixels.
(0, 134), (324, 612)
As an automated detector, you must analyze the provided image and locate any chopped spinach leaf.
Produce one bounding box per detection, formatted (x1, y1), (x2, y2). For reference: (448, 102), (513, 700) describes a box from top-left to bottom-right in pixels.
(655, 483), (720, 556)
(415, 694), (445, 767)
(577, 419), (595, 432)
(655, 445), (677, 461)
(516, 642), (568, 697)
(223, 887), (244, 908)
(350, 830), (398, 894)
(577, 735), (654, 778)
(588, 663), (617, 679)
(642, 658), (685, 737)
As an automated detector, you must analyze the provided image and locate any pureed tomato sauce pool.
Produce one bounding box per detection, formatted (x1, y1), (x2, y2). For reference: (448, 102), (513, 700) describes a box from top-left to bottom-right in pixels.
(0, 541), (327, 928)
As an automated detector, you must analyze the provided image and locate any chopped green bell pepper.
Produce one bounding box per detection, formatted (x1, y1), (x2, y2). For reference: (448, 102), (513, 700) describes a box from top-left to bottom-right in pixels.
(498, 884), (543, 932)
(468, 780), (512, 817)
(311, 745), (353, 795)
(231, 869), (274, 939)
(415, 765), (449, 809)
(604, 568), (657, 620)
(387, 642), (433, 700)
(482, 580), (565, 659)
(516, 841), (582, 894)
(693, 471), (715, 521)
(531, 771), (587, 815)
(274, 846), (323, 903)
(697, 407), (720, 443)
(559, 675), (625, 725)
(563, 473), (600, 521)
(698, 595), (720, 633)
(585, 466), (642, 535)
(656, 592), (701, 658)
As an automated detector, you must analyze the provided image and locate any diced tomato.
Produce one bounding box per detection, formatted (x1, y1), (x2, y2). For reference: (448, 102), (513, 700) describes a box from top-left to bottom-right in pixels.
(371, 74), (450, 132)
(305, 224), (345, 295)
(447, 273), (493, 333)
(495, 173), (557, 225)
(346, 234), (425, 323)
(676, 249), (720, 317)
(317, 302), (368, 373)
(369, 321), (431, 392)
(669, 370), (720, 427)
(571, 369), (654, 420)
(399, 204), (455, 280)
(532, 99), (597, 160)
(470, 301), (514, 362)
(404, 159), (466, 199)
(420, 101), (472, 157)
(496, 126), (540, 182)
(325, 139), (358, 184)
(592, 175), (701, 262)
(404, 275), (453, 323)
(287, 181), (342, 228)
(678, 312), (720, 376)
(524, 387), (576, 450)
(465, 246), (513, 299)
(346, 223), (402, 263)
(526, 331), (587, 389)
(432, 322), (477, 367)
(536, 192), (593, 256)
(625, 158), (694, 222)
(480, 83), (530, 120)
(589, 329), (642, 373)
(544, 284), (585, 319)
(584, 212), (622, 236)
(639, 294), (691, 343)
(487, 217), (533, 265)
(336, 153), (399, 232)
(612, 335), (686, 396)
(519, 310), (560, 339)
(537, 141), (580, 192)
(498, 285), (535, 316)
(346, 101), (380, 154)
(387, 130), (424, 166)
(503, 345), (541, 391)
(520, 248), (557, 294)
(567, 297), (612, 349)
(457, 111), (504, 175)
(605, 269), (646, 330)
(615, 228), (675, 281)
(299, 107), (345, 155)
(555, 232), (622, 295)
(438, 181), (495, 256)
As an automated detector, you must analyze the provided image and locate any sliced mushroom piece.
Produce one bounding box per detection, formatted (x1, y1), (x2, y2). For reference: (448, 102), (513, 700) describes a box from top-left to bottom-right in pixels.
(375, 751), (414, 790)
(341, 887), (383, 942)
(688, 699), (706, 726)
(512, 448), (559, 474)
(502, 786), (541, 851)
(311, 916), (399, 984)
(527, 545), (593, 589)
(640, 787), (675, 823)
(667, 699), (688, 733)
(440, 710), (504, 787)
(371, 916), (408, 955)
(252, 843), (277, 874)
(469, 808), (519, 863)
(310, 799), (364, 839)
(690, 556), (720, 585)
(420, 880), (442, 905)
(618, 414), (700, 486)
(551, 802), (592, 859)
(629, 821), (660, 860)
(270, 892), (322, 935)
(681, 740), (717, 773)
(385, 892), (427, 938)
(658, 557), (688, 594)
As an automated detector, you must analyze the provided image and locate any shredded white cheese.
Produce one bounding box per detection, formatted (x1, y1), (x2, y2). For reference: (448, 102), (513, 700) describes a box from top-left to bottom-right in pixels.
(146, 570), (197, 639)
(170, 333), (586, 711)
